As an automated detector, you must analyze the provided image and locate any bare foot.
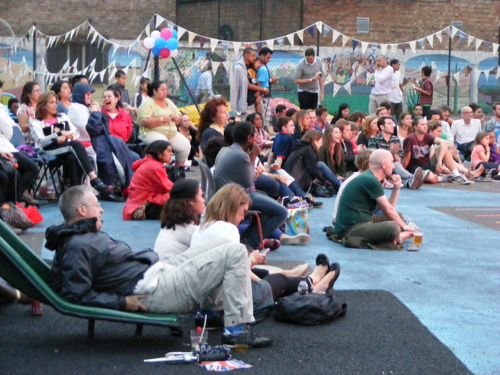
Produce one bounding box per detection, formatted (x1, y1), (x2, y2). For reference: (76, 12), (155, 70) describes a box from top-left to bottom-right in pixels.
(314, 266), (340, 293)
(280, 263), (309, 278)
(399, 230), (415, 243)
(308, 265), (329, 285)
(469, 164), (484, 178)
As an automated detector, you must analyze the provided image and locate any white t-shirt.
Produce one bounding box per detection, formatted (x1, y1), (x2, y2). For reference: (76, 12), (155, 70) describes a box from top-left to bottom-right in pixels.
(154, 223), (197, 262)
(388, 70), (403, 103)
(191, 221), (240, 248)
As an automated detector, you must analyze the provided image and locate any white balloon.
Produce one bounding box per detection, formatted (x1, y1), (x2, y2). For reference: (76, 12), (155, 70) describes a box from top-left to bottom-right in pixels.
(170, 49), (178, 58)
(143, 37), (155, 49)
(151, 30), (161, 40)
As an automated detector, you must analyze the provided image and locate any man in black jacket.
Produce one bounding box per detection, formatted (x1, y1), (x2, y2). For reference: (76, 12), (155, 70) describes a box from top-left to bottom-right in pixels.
(46, 185), (272, 348)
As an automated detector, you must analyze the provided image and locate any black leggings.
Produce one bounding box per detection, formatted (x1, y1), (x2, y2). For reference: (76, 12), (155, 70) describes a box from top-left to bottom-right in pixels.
(253, 268), (301, 301)
(0, 152), (39, 204)
(145, 203), (163, 220)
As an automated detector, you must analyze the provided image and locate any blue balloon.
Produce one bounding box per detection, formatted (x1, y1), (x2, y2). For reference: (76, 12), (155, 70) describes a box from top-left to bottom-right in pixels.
(172, 30), (178, 39)
(154, 37), (167, 49)
(152, 46), (161, 57)
(165, 38), (179, 51)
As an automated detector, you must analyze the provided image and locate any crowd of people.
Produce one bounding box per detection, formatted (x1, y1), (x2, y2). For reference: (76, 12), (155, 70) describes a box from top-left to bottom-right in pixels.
(2, 49), (500, 350)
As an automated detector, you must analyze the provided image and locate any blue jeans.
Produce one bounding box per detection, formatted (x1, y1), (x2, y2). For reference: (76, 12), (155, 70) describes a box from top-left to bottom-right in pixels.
(241, 191), (288, 248)
(317, 161), (341, 189)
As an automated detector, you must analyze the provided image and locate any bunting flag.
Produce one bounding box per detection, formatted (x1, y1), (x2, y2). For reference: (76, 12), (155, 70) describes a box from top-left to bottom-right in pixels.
(492, 43), (499, 56)
(418, 39), (425, 49)
(155, 15), (165, 28)
(457, 31), (466, 45)
(221, 41), (230, 52)
(286, 33), (294, 46)
(352, 39), (359, 51)
(343, 80), (352, 95)
(361, 41), (369, 54)
(306, 25), (315, 39)
(232, 42), (241, 54)
(210, 38), (219, 52)
(450, 26), (458, 38)
(426, 35), (434, 48)
(277, 37), (285, 47)
(188, 32), (197, 46)
(332, 30), (340, 45)
(475, 38), (482, 51)
(467, 35), (475, 47)
(177, 26), (186, 40)
(265, 39), (274, 48)
(315, 21), (323, 34)
(333, 82), (340, 96)
(380, 44), (388, 55)
(296, 30), (304, 44)
(409, 41), (416, 53)
(323, 25), (332, 37)
(391, 44), (398, 53)
(435, 31), (442, 44)
(341, 34), (350, 47)
(200, 37), (208, 49)
(256, 42), (263, 50)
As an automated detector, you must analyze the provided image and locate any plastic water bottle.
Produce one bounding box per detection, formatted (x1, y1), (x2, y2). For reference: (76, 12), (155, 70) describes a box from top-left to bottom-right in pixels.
(298, 277), (308, 295)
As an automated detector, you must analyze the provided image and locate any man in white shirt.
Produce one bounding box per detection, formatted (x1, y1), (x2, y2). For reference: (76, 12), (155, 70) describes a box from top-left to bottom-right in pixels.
(369, 56), (393, 115)
(388, 59), (403, 121)
(451, 106), (482, 160)
(195, 64), (214, 104)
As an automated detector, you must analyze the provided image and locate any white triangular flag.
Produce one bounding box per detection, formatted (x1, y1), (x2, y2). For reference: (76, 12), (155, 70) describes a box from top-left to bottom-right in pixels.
(188, 32), (196, 46)
(361, 41), (369, 53)
(296, 30), (304, 43)
(475, 38), (482, 51)
(233, 42), (241, 54)
(492, 43), (499, 56)
(409, 41), (416, 53)
(315, 21), (323, 33)
(380, 44), (388, 55)
(341, 34), (349, 47)
(286, 33), (294, 46)
(155, 15), (165, 28)
(332, 30), (340, 44)
(426, 35), (434, 48)
(451, 26), (458, 38)
(467, 35), (474, 46)
(391, 44), (397, 53)
(266, 39), (274, 48)
(177, 26), (186, 40)
(435, 31), (442, 44)
(210, 38), (219, 52)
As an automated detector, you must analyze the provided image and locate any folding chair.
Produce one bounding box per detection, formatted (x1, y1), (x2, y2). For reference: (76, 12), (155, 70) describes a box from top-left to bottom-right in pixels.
(0, 220), (181, 339)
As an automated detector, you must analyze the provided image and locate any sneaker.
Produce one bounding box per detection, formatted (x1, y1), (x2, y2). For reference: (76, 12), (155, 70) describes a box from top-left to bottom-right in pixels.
(304, 193), (323, 208)
(452, 174), (472, 185)
(195, 311), (224, 330)
(409, 167), (424, 190)
(280, 233), (311, 245)
(221, 327), (273, 348)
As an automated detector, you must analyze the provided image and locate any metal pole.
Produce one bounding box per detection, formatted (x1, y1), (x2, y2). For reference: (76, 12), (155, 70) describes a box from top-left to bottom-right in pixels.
(154, 57), (160, 81)
(316, 26), (320, 56)
(172, 57), (201, 114)
(447, 29), (452, 107)
(32, 23), (36, 81)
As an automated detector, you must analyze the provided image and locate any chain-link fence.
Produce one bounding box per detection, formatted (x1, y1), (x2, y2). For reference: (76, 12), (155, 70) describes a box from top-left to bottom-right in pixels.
(1, 22), (499, 117)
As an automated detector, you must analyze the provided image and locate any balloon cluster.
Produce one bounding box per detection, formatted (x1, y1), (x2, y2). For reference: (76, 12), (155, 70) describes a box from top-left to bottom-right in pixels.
(142, 28), (179, 59)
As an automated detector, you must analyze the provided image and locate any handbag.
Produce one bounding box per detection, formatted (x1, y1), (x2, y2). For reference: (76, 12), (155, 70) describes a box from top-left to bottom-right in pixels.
(274, 291), (347, 326)
(1, 202), (35, 230)
(284, 207), (309, 236)
(0, 158), (15, 174)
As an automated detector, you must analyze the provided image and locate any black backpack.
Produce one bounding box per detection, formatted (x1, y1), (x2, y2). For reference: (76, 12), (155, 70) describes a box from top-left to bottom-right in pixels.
(274, 292), (347, 326)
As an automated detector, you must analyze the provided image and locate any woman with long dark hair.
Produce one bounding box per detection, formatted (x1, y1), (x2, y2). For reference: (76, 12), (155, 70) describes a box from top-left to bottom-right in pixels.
(330, 103), (350, 125)
(50, 80), (72, 114)
(17, 81), (41, 144)
(318, 125), (346, 180)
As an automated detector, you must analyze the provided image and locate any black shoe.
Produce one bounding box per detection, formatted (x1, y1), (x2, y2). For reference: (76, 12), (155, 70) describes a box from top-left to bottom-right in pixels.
(195, 311), (224, 330)
(304, 193), (323, 208)
(315, 253), (330, 267)
(221, 327), (273, 348)
(90, 177), (107, 191)
(99, 188), (125, 202)
(326, 262), (341, 294)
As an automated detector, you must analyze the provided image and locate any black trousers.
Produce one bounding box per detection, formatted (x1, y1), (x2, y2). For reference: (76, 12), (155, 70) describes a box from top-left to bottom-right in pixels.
(0, 152), (39, 204)
(298, 91), (318, 110)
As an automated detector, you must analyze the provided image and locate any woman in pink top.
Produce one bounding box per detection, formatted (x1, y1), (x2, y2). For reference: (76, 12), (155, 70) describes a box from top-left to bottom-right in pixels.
(101, 88), (133, 143)
(471, 132), (499, 176)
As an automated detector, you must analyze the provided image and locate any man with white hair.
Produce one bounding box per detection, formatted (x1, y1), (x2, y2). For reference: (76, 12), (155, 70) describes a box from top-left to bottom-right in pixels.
(334, 149), (416, 248)
(451, 106), (482, 160)
(368, 56), (393, 115)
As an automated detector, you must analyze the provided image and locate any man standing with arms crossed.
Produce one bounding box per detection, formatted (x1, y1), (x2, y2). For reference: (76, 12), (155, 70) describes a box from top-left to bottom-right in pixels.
(369, 56), (393, 115)
(294, 48), (325, 110)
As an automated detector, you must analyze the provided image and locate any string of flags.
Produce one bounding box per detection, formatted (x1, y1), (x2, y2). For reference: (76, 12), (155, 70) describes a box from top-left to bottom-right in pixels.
(0, 16), (499, 89)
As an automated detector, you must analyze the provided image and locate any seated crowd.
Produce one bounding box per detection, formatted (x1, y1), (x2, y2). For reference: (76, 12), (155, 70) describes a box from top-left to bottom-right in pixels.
(2, 72), (500, 350)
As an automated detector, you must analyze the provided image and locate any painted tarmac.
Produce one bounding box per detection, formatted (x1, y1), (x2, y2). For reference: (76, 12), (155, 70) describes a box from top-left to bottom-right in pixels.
(32, 178), (500, 375)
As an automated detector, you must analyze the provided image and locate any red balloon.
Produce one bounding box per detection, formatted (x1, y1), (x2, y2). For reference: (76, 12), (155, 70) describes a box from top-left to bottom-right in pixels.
(160, 28), (173, 41)
(159, 48), (171, 59)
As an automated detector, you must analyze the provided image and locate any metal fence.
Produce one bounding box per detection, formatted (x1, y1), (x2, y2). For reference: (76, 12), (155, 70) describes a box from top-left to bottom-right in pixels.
(1, 21), (499, 116)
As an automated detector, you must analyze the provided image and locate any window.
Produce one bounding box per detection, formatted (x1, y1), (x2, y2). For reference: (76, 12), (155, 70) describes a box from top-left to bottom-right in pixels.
(357, 17), (370, 34)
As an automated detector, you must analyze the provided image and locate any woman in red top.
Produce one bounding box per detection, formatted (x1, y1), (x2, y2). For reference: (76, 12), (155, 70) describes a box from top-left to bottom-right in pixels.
(123, 140), (174, 220)
(101, 88), (133, 143)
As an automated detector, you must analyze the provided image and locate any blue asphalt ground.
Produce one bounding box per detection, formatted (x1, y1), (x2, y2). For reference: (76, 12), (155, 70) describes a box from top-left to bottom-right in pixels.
(33, 178), (500, 375)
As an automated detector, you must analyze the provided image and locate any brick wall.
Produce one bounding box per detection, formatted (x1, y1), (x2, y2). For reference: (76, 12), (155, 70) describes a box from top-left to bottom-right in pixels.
(0, 0), (497, 43)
